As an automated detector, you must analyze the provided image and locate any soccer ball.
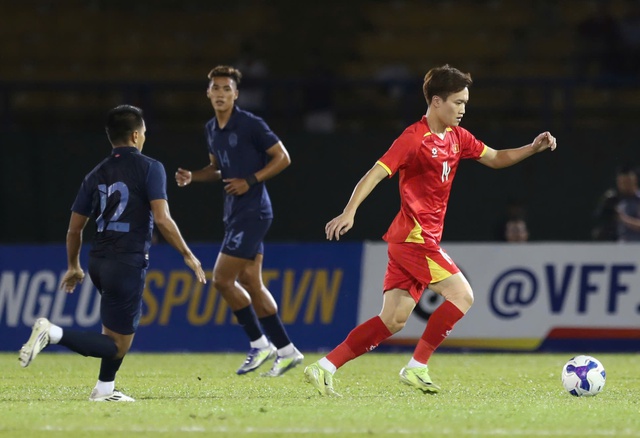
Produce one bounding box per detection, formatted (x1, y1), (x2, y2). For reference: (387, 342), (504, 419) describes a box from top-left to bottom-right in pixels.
(561, 355), (606, 397)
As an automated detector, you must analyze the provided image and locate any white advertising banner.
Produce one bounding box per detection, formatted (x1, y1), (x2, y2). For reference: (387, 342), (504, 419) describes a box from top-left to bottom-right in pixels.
(360, 242), (640, 350)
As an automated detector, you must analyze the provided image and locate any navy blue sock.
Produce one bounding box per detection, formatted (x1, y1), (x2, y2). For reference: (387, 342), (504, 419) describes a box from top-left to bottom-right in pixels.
(233, 305), (264, 342)
(259, 314), (291, 349)
(58, 330), (118, 358)
(99, 357), (124, 382)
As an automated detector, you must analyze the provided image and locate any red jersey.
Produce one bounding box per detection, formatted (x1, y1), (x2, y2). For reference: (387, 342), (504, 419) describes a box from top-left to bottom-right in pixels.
(378, 116), (487, 246)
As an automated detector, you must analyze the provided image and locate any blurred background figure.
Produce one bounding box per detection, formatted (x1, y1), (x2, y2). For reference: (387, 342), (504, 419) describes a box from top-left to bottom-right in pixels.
(504, 218), (529, 243)
(591, 188), (619, 241)
(594, 164), (640, 242)
(495, 198), (529, 242)
(615, 164), (640, 242)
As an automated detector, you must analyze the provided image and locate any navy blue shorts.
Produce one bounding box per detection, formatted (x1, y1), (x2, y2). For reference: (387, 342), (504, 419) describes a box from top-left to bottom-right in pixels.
(221, 218), (272, 260)
(88, 256), (146, 335)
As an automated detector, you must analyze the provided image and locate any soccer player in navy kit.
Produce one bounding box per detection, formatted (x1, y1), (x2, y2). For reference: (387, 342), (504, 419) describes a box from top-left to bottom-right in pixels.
(175, 65), (303, 377)
(19, 105), (207, 401)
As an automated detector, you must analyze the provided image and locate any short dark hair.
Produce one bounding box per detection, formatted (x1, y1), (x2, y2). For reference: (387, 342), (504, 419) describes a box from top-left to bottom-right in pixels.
(423, 64), (473, 105)
(616, 164), (638, 177)
(207, 65), (242, 87)
(105, 105), (144, 145)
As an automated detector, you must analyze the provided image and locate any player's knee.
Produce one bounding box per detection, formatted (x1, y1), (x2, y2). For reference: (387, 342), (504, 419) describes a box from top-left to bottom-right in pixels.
(453, 288), (474, 313)
(440, 284), (474, 313)
(388, 321), (406, 334)
(237, 276), (261, 294)
(112, 339), (131, 359)
(464, 288), (474, 308)
(380, 314), (408, 334)
(467, 290), (475, 307)
(212, 275), (234, 293)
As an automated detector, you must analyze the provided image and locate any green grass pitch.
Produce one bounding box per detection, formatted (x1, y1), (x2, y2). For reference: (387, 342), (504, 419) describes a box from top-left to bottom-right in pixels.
(1, 352), (639, 437)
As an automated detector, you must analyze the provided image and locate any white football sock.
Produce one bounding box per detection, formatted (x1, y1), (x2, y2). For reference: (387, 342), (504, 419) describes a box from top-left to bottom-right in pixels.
(318, 357), (337, 374)
(277, 343), (295, 357)
(406, 357), (427, 369)
(250, 335), (269, 349)
(49, 324), (63, 344)
(95, 380), (115, 395)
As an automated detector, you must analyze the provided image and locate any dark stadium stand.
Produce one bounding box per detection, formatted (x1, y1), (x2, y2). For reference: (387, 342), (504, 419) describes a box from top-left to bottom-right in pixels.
(2, 0), (638, 133)
(2, 0), (640, 245)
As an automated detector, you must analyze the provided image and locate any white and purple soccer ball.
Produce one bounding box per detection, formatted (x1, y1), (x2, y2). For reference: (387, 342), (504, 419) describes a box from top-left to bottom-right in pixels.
(561, 355), (606, 397)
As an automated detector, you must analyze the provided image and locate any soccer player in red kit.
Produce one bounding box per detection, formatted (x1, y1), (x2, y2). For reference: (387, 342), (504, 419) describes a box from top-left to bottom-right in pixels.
(304, 64), (557, 396)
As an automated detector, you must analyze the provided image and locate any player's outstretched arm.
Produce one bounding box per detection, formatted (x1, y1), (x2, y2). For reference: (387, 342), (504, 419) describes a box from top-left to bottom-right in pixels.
(479, 131), (557, 169)
(150, 199), (207, 283)
(325, 163), (388, 241)
(61, 212), (89, 293)
(175, 154), (222, 187)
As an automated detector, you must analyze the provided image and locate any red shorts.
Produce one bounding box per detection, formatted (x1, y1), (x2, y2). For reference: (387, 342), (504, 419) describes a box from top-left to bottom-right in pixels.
(383, 242), (460, 302)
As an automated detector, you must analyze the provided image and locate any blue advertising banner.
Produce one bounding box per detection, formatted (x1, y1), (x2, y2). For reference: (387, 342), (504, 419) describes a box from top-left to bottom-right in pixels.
(0, 243), (362, 352)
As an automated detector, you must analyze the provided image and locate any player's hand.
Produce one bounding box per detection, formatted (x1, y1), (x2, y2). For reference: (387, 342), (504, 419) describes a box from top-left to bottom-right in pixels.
(61, 267), (85, 293)
(184, 254), (207, 284)
(531, 131), (557, 153)
(175, 168), (192, 187)
(325, 212), (355, 241)
(223, 178), (250, 196)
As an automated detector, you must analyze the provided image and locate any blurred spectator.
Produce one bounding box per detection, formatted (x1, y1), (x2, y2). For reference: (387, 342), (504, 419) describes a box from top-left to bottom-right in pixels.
(495, 198), (529, 242)
(591, 188), (619, 241)
(593, 164), (640, 241)
(615, 165), (640, 242)
(574, 0), (624, 80)
(504, 218), (529, 243)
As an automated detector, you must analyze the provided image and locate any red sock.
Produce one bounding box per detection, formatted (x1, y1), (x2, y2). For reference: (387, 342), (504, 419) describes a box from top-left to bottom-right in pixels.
(326, 316), (392, 369)
(413, 300), (464, 364)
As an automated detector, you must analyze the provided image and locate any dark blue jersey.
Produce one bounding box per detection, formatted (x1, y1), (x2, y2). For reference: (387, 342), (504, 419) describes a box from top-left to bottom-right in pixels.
(206, 106), (279, 223)
(71, 146), (167, 268)
(618, 190), (640, 241)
